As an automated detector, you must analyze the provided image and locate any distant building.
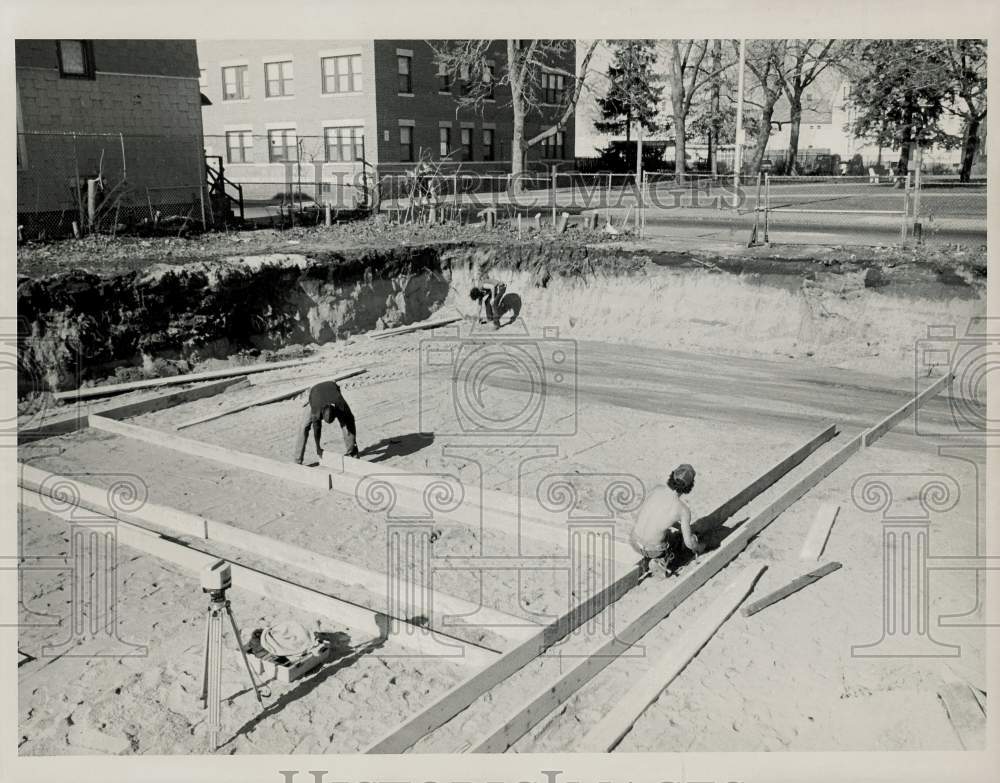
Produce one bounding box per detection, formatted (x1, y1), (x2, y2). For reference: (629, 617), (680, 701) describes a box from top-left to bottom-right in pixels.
(196, 39), (577, 202)
(16, 39), (206, 231)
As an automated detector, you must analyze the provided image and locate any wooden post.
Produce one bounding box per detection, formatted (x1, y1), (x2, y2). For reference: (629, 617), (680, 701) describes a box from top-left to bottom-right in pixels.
(635, 124), (643, 233)
(87, 179), (98, 228)
(324, 202), (332, 226)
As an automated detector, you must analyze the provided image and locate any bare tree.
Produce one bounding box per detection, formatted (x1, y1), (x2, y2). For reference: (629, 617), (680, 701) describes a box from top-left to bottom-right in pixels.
(777, 40), (855, 174)
(736, 39), (789, 175)
(662, 40), (734, 179)
(430, 40), (600, 181)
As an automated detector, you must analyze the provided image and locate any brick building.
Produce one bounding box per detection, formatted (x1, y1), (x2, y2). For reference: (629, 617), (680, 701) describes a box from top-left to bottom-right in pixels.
(196, 39), (576, 203)
(16, 40), (206, 231)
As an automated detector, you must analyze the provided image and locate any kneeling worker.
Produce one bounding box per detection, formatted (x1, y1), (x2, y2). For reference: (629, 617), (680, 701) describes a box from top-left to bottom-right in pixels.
(293, 380), (359, 464)
(629, 463), (706, 577)
(470, 276), (507, 330)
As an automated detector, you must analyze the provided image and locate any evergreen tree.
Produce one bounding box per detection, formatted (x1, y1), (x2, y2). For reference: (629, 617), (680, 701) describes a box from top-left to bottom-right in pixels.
(594, 40), (664, 143)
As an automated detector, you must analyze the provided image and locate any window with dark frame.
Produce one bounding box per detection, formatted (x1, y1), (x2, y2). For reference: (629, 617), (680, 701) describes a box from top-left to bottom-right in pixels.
(225, 131), (253, 163)
(222, 65), (249, 100)
(400, 126), (414, 162)
(482, 129), (495, 161)
(439, 126), (451, 158)
(484, 62), (495, 100)
(324, 126), (365, 162)
(461, 128), (473, 161)
(397, 55), (412, 93)
(322, 54), (362, 94)
(57, 40), (95, 79)
(437, 63), (451, 93)
(265, 60), (294, 97)
(267, 128), (298, 163)
(542, 72), (565, 105)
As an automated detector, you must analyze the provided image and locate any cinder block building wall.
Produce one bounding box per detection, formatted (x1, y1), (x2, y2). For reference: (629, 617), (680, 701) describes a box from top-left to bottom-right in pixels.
(16, 40), (204, 217)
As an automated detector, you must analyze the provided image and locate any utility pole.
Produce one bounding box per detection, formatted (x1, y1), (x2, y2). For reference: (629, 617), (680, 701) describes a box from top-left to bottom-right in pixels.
(709, 39), (721, 177)
(733, 39), (746, 209)
(635, 121), (643, 233)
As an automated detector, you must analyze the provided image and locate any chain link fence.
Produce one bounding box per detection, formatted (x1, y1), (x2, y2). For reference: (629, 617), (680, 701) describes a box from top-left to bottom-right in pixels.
(17, 131), (206, 240)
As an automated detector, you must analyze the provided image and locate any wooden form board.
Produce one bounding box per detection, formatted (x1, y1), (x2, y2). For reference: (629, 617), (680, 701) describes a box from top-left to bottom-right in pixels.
(17, 465), (498, 667)
(799, 504), (840, 561)
(175, 366), (367, 430)
(19, 377), (247, 442)
(54, 356), (323, 402)
(740, 561), (842, 618)
(364, 423), (842, 754)
(863, 372), (953, 446)
(467, 431), (863, 753)
(580, 563), (767, 752)
(323, 453), (639, 570)
(90, 414), (333, 491)
(370, 316), (464, 340)
(85, 416), (541, 643)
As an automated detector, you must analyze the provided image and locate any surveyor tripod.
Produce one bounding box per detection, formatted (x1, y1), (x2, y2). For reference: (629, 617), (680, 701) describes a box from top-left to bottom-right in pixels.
(199, 588), (266, 751)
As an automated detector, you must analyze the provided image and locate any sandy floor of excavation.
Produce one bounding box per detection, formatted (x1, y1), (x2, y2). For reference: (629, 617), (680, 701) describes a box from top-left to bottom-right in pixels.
(18, 332), (986, 754)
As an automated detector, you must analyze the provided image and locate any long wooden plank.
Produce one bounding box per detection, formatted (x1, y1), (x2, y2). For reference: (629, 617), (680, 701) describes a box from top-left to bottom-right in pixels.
(468, 433), (863, 753)
(19, 377), (247, 442)
(175, 366), (366, 430)
(370, 316), (463, 340)
(18, 472), (496, 666)
(580, 563), (767, 752)
(863, 372), (952, 446)
(364, 425), (843, 754)
(89, 414), (332, 491)
(325, 454), (638, 569)
(740, 561), (842, 618)
(799, 503), (840, 561)
(54, 356), (323, 402)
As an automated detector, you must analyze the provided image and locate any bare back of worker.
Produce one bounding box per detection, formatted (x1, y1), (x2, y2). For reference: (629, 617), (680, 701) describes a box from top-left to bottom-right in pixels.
(629, 463), (703, 576)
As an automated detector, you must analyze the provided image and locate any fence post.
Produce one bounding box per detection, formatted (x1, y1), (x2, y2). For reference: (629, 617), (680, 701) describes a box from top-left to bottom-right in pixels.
(901, 171), (910, 242)
(912, 145), (923, 243)
(551, 170), (558, 228)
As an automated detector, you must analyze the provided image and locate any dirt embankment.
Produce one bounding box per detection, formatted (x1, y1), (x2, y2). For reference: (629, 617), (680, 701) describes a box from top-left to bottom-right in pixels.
(17, 232), (984, 395)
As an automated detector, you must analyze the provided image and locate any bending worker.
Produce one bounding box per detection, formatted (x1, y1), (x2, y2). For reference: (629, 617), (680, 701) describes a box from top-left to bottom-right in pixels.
(293, 380), (359, 464)
(470, 276), (507, 330)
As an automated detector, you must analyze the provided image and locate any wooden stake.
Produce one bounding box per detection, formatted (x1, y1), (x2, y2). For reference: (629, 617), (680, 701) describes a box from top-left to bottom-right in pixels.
(581, 563), (766, 752)
(799, 503), (840, 561)
(740, 561), (842, 618)
(55, 356), (324, 402)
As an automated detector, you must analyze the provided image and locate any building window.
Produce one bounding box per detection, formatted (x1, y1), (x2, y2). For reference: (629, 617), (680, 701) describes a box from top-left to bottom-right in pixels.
(222, 65), (249, 100)
(461, 128), (473, 161)
(225, 131), (253, 163)
(57, 40), (95, 79)
(199, 69), (207, 88)
(399, 126), (414, 162)
(265, 60), (294, 97)
(484, 61), (495, 100)
(439, 126), (451, 158)
(322, 54), (362, 94)
(397, 55), (412, 93)
(267, 129), (298, 162)
(542, 131), (565, 159)
(482, 129), (495, 161)
(325, 126), (364, 162)
(437, 62), (451, 93)
(542, 72), (565, 105)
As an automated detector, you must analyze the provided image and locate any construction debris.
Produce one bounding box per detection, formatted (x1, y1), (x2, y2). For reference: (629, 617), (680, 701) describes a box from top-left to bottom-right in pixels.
(799, 504), (841, 560)
(740, 561), (843, 618)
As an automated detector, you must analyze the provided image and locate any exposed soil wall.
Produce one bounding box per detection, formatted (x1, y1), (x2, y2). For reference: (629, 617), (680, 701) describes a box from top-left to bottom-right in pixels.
(16, 239), (983, 395)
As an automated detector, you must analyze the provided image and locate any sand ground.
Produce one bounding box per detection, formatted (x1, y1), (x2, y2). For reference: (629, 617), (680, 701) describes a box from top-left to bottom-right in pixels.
(17, 303), (987, 754)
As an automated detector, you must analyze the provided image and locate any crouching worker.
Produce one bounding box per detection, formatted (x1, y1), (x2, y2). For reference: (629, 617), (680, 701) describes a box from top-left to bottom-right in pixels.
(292, 380), (359, 465)
(470, 277), (507, 330)
(629, 463), (706, 577)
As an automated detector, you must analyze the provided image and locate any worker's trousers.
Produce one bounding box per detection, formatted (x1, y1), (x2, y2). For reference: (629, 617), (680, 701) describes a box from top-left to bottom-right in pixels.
(292, 404), (357, 464)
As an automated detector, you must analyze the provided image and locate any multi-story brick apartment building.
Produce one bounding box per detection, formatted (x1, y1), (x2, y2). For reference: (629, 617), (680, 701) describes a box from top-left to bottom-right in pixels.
(16, 40), (206, 232)
(197, 39), (576, 203)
